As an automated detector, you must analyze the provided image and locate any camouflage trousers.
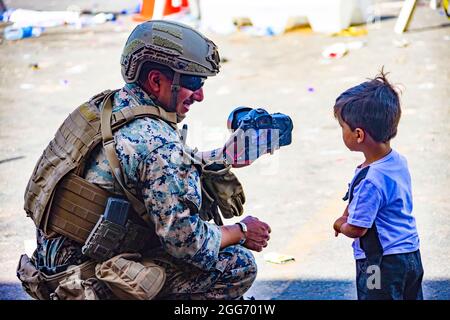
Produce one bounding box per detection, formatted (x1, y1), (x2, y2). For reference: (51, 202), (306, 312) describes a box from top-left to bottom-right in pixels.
(33, 231), (257, 300)
(150, 245), (257, 300)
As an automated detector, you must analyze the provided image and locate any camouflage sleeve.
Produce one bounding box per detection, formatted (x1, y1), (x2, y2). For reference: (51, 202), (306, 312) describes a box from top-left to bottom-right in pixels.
(138, 142), (223, 271)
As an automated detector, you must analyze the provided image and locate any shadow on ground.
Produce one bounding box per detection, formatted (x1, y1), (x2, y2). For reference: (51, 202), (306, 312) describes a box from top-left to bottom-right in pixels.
(249, 279), (450, 300)
(408, 22), (450, 33)
(1, 279), (449, 300)
(0, 283), (31, 300)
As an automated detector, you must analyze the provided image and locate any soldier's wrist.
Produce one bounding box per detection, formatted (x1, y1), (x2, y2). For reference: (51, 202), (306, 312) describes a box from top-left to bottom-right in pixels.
(236, 222), (247, 245)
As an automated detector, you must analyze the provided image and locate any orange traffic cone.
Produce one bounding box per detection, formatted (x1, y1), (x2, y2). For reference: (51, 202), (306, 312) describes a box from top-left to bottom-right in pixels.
(133, 0), (156, 22)
(163, 0), (189, 16)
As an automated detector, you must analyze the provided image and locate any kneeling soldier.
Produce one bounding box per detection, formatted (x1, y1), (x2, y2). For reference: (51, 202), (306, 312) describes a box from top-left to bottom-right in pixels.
(18, 20), (272, 300)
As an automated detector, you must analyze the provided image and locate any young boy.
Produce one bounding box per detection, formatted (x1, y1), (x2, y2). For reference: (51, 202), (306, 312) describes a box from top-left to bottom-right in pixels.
(332, 70), (424, 300)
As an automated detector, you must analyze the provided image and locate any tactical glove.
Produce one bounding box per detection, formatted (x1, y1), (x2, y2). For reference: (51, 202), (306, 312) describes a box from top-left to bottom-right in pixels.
(200, 162), (246, 220)
(198, 186), (223, 225)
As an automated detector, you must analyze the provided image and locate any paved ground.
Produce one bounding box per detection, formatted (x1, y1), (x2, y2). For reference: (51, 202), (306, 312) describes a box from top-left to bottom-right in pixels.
(0, 1), (449, 300)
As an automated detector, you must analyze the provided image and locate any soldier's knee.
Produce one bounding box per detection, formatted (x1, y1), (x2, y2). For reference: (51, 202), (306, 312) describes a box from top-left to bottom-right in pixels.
(245, 249), (258, 278)
(235, 246), (258, 281)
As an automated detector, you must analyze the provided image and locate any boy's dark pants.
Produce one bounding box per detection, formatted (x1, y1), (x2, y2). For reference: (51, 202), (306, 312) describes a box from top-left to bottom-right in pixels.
(356, 250), (424, 300)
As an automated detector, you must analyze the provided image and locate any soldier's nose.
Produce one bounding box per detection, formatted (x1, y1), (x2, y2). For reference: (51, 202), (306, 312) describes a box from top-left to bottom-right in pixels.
(192, 87), (204, 102)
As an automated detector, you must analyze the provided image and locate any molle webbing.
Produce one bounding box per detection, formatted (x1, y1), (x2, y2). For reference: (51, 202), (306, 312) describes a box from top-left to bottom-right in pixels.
(47, 173), (153, 249)
(48, 173), (111, 244)
(24, 94), (107, 230)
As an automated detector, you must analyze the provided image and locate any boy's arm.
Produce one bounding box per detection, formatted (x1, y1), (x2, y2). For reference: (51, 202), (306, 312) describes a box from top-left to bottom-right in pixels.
(339, 222), (367, 238)
(335, 179), (381, 239)
(343, 205), (349, 217)
(333, 205), (368, 238)
(333, 205), (350, 236)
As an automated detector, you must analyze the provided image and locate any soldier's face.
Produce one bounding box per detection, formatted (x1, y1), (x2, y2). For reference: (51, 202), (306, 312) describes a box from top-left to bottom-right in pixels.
(158, 73), (205, 115)
(175, 86), (204, 115)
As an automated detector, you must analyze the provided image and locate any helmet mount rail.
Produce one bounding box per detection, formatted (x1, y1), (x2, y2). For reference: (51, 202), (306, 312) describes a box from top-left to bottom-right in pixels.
(121, 20), (220, 85)
(122, 45), (216, 84)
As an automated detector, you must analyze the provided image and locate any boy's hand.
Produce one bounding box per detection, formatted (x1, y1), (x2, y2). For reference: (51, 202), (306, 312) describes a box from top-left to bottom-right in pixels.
(333, 216), (348, 237)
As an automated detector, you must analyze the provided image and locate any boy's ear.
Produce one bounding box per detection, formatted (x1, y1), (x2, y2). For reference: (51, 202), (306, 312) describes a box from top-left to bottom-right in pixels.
(355, 128), (365, 143)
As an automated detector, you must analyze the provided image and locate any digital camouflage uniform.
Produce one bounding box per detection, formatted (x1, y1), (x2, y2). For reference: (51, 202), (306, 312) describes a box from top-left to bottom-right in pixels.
(36, 83), (257, 299)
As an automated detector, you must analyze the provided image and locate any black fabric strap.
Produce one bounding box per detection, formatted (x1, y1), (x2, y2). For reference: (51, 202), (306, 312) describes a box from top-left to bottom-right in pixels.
(343, 166), (383, 262)
(343, 166), (370, 202)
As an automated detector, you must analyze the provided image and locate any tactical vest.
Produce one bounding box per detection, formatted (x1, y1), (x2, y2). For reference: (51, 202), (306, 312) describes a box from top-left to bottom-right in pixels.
(24, 90), (179, 244)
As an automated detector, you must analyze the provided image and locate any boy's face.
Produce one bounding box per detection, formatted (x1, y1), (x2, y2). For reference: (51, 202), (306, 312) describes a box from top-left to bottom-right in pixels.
(338, 118), (360, 151)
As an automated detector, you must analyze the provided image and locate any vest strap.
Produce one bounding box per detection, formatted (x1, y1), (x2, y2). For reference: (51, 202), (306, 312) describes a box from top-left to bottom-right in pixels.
(100, 93), (155, 227)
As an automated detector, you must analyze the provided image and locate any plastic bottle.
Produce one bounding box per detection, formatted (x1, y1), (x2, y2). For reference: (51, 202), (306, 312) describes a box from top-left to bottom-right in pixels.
(4, 26), (43, 40)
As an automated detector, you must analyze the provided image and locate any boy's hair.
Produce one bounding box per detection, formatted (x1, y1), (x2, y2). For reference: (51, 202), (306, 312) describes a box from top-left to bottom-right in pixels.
(333, 69), (401, 143)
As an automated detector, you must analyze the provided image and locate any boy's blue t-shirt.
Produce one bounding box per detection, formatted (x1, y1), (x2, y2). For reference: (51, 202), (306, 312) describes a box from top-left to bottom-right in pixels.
(347, 149), (420, 260)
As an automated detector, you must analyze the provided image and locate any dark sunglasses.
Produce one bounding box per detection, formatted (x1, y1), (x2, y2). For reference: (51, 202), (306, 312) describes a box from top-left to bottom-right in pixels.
(179, 75), (206, 91)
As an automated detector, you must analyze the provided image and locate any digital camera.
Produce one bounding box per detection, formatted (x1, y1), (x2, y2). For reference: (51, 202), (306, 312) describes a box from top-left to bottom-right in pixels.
(227, 107), (293, 153)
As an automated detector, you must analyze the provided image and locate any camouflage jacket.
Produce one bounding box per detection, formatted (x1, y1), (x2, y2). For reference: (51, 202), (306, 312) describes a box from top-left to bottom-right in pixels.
(83, 83), (222, 271)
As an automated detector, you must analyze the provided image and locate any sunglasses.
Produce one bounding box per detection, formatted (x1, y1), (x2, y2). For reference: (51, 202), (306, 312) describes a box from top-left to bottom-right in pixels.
(179, 75), (206, 91)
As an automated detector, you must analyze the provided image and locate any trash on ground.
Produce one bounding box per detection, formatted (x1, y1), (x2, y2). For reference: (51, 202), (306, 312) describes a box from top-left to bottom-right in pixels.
(285, 24), (313, 34)
(393, 38), (410, 48)
(332, 26), (368, 37)
(1, 8), (118, 32)
(233, 17), (252, 29)
(4, 25), (43, 40)
(79, 12), (116, 27)
(239, 25), (280, 37)
(346, 41), (366, 50)
(6, 9), (80, 28)
(322, 43), (348, 59)
(120, 4), (141, 15)
(29, 63), (39, 70)
(322, 40), (366, 59)
(264, 252), (295, 264)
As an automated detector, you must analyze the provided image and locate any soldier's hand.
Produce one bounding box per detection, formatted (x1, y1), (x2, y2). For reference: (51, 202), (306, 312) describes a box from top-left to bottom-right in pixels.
(240, 216), (271, 252)
(223, 128), (281, 168)
(222, 128), (251, 168)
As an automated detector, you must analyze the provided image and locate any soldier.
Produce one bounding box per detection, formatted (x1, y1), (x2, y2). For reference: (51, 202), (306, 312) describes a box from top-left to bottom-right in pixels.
(18, 20), (272, 300)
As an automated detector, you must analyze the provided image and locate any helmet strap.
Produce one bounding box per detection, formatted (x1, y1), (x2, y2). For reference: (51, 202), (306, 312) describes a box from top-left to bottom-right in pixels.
(169, 72), (181, 113)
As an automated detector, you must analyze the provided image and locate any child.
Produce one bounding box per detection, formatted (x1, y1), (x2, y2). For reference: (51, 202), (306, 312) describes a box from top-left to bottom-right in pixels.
(332, 70), (424, 300)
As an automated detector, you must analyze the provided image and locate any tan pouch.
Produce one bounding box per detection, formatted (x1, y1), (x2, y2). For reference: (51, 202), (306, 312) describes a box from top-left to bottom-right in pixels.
(52, 276), (112, 300)
(16, 254), (50, 300)
(95, 253), (165, 300)
(16, 253), (102, 300)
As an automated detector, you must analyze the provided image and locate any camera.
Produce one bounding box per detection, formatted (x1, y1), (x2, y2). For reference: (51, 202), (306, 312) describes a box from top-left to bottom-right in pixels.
(227, 106), (293, 152)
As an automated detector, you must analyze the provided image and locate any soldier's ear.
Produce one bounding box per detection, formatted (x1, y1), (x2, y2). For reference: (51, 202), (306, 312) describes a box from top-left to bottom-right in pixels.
(148, 70), (161, 92)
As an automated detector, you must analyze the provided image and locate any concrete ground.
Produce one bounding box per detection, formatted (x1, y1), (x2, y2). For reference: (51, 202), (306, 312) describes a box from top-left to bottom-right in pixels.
(0, 1), (449, 300)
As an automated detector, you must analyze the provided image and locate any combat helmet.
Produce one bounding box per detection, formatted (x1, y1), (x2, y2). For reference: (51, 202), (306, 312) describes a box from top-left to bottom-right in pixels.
(121, 20), (221, 110)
